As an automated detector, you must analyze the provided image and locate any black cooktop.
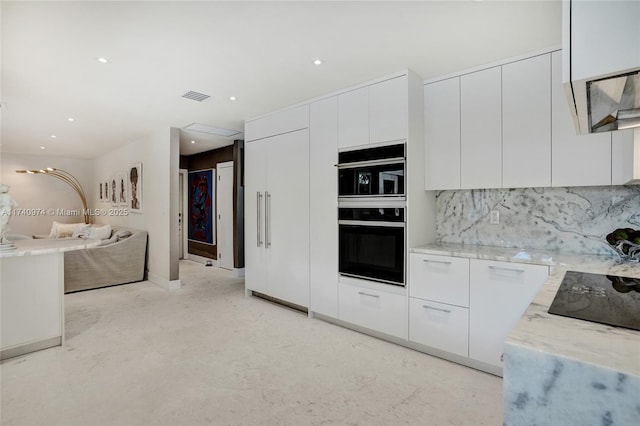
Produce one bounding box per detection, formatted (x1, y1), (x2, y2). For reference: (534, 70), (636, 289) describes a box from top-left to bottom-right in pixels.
(548, 271), (640, 331)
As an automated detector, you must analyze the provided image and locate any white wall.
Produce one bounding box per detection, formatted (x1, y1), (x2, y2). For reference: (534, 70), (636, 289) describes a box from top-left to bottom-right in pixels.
(0, 153), (94, 236)
(92, 128), (179, 288)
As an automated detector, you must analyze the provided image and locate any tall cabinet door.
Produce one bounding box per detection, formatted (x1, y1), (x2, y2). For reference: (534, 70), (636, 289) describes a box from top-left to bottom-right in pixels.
(244, 140), (268, 294)
(502, 54), (551, 188)
(266, 129), (310, 307)
(310, 97), (338, 317)
(460, 67), (502, 189)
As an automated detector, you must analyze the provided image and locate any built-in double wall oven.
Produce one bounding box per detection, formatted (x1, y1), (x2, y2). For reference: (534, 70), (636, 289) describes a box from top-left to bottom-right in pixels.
(337, 143), (406, 286)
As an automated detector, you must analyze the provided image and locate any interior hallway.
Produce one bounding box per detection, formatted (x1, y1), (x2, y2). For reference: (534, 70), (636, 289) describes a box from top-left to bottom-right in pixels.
(1, 260), (502, 425)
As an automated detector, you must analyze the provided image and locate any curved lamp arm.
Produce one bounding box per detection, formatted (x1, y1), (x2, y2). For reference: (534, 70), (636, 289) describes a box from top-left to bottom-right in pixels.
(16, 168), (90, 224)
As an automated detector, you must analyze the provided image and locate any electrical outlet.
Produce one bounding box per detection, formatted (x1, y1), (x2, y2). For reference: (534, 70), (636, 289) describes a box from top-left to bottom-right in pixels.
(490, 210), (500, 225)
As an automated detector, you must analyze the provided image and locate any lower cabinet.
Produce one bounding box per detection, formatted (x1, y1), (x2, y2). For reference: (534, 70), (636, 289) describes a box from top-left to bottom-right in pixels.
(468, 259), (549, 368)
(409, 298), (469, 357)
(338, 281), (407, 340)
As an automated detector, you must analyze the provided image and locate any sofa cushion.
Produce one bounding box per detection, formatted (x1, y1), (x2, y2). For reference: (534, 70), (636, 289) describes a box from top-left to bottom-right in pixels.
(49, 221), (85, 238)
(99, 234), (119, 246)
(86, 224), (112, 240)
(114, 229), (132, 240)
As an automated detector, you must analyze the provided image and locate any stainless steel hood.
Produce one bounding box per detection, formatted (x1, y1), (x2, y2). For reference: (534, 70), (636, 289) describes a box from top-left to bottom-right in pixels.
(564, 0), (640, 135)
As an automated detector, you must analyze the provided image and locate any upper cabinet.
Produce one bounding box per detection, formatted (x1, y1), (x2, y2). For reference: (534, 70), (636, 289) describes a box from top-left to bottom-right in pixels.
(245, 105), (309, 142)
(460, 67), (502, 189)
(502, 54), (551, 188)
(338, 76), (407, 150)
(424, 77), (460, 190)
(551, 50), (613, 187)
(424, 49), (637, 191)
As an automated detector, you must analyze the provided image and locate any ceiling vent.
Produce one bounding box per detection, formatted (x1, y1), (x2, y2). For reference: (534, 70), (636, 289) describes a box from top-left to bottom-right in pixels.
(181, 91), (211, 102)
(183, 123), (242, 137)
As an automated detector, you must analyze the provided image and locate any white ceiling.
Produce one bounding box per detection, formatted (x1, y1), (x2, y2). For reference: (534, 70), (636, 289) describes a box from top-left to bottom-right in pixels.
(0, 1), (561, 159)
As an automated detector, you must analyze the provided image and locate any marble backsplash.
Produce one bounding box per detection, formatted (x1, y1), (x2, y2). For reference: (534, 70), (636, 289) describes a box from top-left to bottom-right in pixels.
(436, 186), (640, 256)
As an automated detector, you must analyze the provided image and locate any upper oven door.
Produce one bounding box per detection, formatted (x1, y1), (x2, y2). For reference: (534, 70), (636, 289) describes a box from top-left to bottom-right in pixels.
(337, 143), (405, 199)
(338, 159), (405, 198)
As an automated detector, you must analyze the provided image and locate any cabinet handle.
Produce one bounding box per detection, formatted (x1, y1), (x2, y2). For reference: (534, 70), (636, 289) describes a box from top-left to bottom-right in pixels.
(422, 304), (451, 313)
(423, 259), (452, 265)
(256, 192), (263, 247)
(358, 291), (380, 298)
(500, 353), (504, 362)
(265, 192), (271, 248)
(488, 265), (524, 273)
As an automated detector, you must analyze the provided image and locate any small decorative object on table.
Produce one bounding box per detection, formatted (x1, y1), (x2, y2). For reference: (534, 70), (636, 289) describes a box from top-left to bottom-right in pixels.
(606, 227), (640, 262)
(0, 184), (17, 251)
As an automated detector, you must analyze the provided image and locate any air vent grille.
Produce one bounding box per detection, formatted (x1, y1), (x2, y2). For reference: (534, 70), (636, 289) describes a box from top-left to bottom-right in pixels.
(182, 91), (211, 102)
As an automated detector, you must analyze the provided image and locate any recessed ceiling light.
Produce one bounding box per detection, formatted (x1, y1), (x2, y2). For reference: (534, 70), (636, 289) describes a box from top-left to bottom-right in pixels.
(51, 135), (57, 138)
(229, 96), (237, 101)
(190, 140), (196, 144)
(40, 146), (46, 150)
(97, 57), (109, 64)
(67, 117), (75, 122)
(313, 59), (323, 65)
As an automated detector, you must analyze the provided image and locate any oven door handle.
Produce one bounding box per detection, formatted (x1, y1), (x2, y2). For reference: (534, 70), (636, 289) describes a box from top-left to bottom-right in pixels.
(335, 157), (405, 169)
(338, 220), (405, 228)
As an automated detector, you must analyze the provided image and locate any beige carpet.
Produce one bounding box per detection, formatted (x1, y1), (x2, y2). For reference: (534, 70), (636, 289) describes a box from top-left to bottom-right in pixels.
(0, 260), (502, 425)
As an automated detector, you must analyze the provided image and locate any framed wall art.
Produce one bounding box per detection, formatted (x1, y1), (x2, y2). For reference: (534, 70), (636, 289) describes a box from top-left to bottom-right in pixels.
(110, 176), (117, 206)
(127, 163), (142, 213)
(188, 168), (216, 245)
(118, 173), (127, 206)
(103, 180), (109, 203)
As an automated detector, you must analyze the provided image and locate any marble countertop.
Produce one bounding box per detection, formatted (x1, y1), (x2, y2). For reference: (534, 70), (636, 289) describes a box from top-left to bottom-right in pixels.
(411, 243), (640, 376)
(0, 238), (101, 258)
(410, 242), (623, 268)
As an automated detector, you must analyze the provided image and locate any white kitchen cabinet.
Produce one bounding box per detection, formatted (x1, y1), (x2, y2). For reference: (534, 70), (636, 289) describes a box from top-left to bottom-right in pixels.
(460, 67), (502, 189)
(424, 77), (461, 190)
(409, 298), (469, 357)
(338, 76), (408, 150)
(612, 129), (639, 185)
(309, 97), (339, 318)
(338, 281), (407, 340)
(244, 104), (309, 142)
(370, 76), (407, 144)
(338, 87), (369, 149)
(245, 129), (310, 307)
(502, 54), (551, 188)
(409, 253), (469, 307)
(469, 259), (548, 369)
(551, 50), (612, 187)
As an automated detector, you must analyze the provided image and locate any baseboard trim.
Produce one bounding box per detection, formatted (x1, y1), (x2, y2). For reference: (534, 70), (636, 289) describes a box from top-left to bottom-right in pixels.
(1, 336), (62, 360)
(186, 254), (219, 267)
(148, 272), (181, 290)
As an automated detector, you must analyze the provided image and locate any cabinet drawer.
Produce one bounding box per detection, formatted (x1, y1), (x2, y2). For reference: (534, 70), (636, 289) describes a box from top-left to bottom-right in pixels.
(409, 254), (469, 307)
(409, 298), (469, 357)
(338, 283), (407, 339)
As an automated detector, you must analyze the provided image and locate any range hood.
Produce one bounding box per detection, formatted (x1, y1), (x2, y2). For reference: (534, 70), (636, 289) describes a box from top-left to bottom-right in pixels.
(564, 0), (640, 134)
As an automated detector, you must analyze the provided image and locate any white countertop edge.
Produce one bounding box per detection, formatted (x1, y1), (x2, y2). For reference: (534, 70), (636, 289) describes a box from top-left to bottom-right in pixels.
(0, 238), (101, 258)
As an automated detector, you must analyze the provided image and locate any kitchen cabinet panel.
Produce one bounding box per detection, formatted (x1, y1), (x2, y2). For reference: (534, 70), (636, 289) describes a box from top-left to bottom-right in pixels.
(338, 87), (369, 149)
(338, 282), (407, 340)
(469, 259), (548, 368)
(612, 129), (638, 185)
(409, 298), (469, 358)
(502, 54), (551, 188)
(245, 129), (309, 307)
(245, 105), (309, 142)
(370, 76), (407, 144)
(409, 253), (469, 307)
(310, 97), (339, 318)
(460, 67), (502, 189)
(551, 50), (612, 187)
(424, 78), (461, 190)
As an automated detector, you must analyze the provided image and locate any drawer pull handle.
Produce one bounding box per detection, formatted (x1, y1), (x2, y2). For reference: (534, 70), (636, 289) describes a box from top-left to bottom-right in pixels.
(358, 291), (380, 298)
(422, 305), (451, 313)
(423, 259), (452, 265)
(488, 265), (525, 273)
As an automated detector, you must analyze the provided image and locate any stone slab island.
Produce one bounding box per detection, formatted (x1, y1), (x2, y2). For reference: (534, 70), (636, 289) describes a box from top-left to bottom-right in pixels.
(1, 238), (100, 360)
(503, 260), (640, 425)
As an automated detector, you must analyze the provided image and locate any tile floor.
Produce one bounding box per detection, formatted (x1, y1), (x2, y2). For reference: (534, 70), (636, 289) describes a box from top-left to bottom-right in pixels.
(0, 260), (502, 425)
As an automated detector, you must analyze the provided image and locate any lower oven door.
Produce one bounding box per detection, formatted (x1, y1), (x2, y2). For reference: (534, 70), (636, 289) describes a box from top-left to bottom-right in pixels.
(338, 221), (405, 286)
